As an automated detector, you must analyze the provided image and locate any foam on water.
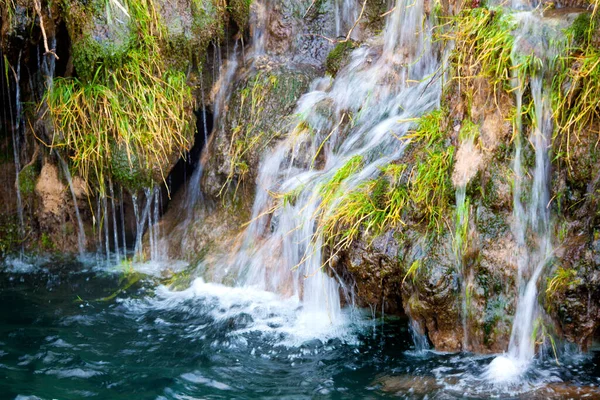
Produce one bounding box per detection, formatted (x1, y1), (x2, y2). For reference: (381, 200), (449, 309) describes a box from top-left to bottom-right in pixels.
(122, 278), (362, 346)
(484, 355), (525, 383)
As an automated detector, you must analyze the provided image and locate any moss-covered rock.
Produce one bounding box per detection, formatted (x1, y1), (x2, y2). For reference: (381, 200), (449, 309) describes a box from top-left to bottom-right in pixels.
(19, 163), (39, 196)
(325, 40), (356, 77)
(109, 142), (154, 192)
(203, 64), (317, 200)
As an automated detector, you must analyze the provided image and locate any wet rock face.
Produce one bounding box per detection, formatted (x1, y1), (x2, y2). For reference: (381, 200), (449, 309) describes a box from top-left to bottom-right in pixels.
(546, 233), (600, 349)
(400, 233), (464, 351)
(32, 161), (88, 253)
(335, 231), (404, 314)
(202, 63), (316, 201)
(543, 122), (600, 350)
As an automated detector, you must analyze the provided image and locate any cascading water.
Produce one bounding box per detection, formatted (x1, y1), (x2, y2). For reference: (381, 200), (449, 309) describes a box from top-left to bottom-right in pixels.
(56, 153), (87, 257)
(486, 11), (569, 383)
(181, 40), (240, 232)
(6, 53), (25, 245)
(335, 0), (360, 38)
(195, 0), (445, 336)
(453, 141), (474, 351)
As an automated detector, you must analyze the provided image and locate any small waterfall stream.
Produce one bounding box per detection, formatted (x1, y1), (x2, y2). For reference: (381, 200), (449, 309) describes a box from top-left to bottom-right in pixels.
(197, 0), (444, 332)
(486, 11), (568, 382)
(7, 54), (25, 244)
(56, 153), (87, 257)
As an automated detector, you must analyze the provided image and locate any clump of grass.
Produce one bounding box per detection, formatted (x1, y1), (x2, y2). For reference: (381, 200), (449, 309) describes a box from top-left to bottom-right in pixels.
(532, 317), (561, 365)
(47, 59), (193, 192)
(317, 110), (454, 254)
(405, 109), (455, 234)
(458, 119), (480, 142)
(552, 7), (600, 163)
(447, 7), (516, 92)
(319, 155), (364, 205)
(47, 0), (194, 193)
(546, 267), (581, 298)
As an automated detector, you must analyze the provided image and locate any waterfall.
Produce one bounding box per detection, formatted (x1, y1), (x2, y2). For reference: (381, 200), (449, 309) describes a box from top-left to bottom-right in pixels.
(183, 42), (239, 228)
(7, 53), (25, 245)
(109, 179), (121, 264)
(198, 0), (443, 333)
(335, 0), (360, 38)
(453, 129), (480, 351)
(250, 0), (268, 56)
(486, 11), (568, 383)
(56, 153), (87, 257)
(455, 179), (470, 351)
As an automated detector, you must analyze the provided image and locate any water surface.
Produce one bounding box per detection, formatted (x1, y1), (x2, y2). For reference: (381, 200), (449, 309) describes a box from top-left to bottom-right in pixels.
(1, 259), (599, 399)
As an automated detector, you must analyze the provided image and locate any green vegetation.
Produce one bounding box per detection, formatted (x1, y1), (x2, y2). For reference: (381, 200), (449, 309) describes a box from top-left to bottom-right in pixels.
(447, 7), (515, 92)
(40, 232), (55, 251)
(315, 110), (454, 256)
(532, 317), (561, 365)
(0, 216), (21, 256)
(47, 0), (195, 193)
(404, 110), (455, 233)
(546, 267), (581, 299)
(553, 7), (600, 163)
(222, 70), (311, 194)
(227, 0), (253, 32)
(18, 164), (38, 196)
(325, 41), (357, 77)
(222, 72), (281, 193)
(47, 61), (193, 192)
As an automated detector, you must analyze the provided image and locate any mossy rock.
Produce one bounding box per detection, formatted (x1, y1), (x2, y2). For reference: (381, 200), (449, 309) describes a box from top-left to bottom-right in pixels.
(0, 214), (21, 256)
(325, 40), (357, 77)
(64, 0), (228, 80)
(228, 0), (252, 31)
(63, 0), (133, 81)
(363, 0), (389, 32)
(109, 142), (154, 191)
(19, 163), (39, 196)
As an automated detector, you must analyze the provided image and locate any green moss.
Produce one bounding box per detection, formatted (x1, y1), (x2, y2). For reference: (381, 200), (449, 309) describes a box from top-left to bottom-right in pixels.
(570, 12), (593, 45)
(0, 215), (20, 256)
(227, 0), (252, 32)
(191, 0), (226, 48)
(325, 41), (357, 77)
(18, 163), (38, 196)
(109, 142), (154, 191)
(40, 233), (55, 251)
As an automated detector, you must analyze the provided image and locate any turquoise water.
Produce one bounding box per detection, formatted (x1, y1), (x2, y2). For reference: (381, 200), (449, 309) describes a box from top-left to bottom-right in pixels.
(1, 258), (599, 399)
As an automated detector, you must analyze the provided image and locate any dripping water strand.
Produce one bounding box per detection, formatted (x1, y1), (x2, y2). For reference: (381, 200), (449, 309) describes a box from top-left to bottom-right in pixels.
(56, 153), (87, 257)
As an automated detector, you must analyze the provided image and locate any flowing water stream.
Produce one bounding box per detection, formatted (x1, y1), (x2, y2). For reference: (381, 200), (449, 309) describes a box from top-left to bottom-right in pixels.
(485, 10), (570, 383)
(201, 0), (442, 337)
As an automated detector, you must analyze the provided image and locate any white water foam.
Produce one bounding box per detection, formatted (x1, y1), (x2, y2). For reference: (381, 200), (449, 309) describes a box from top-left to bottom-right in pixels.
(122, 278), (363, 346)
